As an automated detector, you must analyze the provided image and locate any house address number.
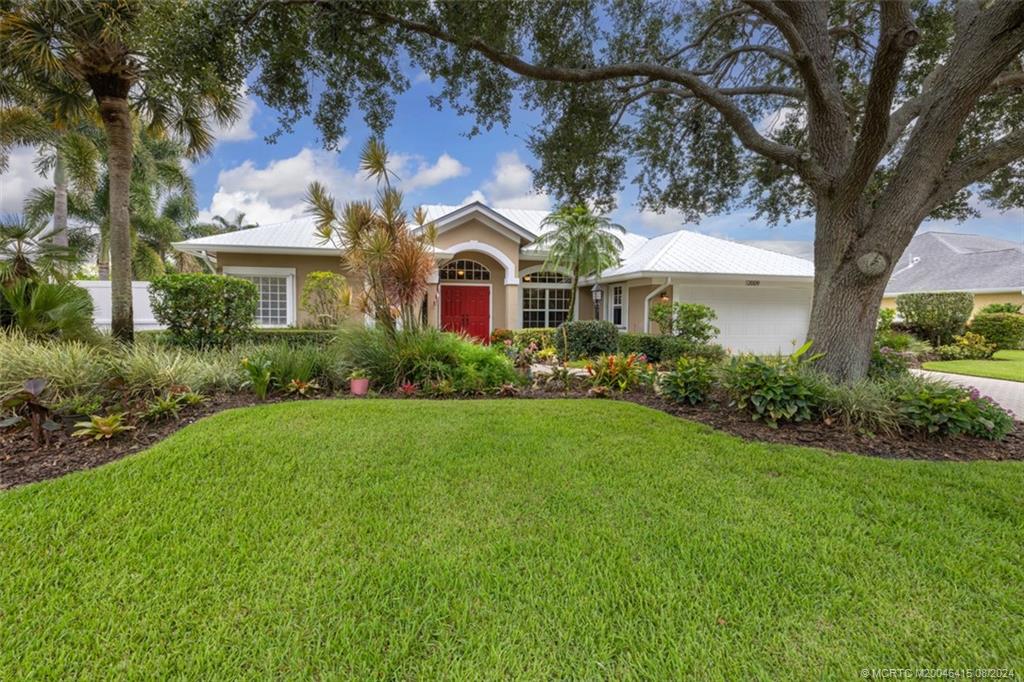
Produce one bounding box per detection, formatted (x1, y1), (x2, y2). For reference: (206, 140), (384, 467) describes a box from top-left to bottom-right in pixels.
(745, 280), (761, 286)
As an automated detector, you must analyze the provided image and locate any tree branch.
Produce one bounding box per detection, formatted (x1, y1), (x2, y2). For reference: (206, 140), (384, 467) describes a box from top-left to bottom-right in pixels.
(356, 6), (825, 186)
(928, 128), (1024, 209)
(840, 1), (919, 197)
(693, 44), (797, 76)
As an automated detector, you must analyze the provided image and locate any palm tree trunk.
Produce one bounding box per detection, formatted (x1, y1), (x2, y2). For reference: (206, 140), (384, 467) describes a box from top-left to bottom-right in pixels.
(97, 94), (134, 343)
(52, 150), (69, 248)
(568, 269), (579, 322)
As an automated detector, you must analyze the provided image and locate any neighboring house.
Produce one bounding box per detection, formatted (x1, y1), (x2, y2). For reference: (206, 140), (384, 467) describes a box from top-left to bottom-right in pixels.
(881, 231), (1024, 315)
(173, 202), (815, 354)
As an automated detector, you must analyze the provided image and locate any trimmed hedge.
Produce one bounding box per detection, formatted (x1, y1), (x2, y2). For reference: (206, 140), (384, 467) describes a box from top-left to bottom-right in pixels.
(150, 274), (258, 349)
(896, 292), (974, 346)
(555, 320), (618, 360)
(616, 332), (666, 361)
(969, 313), (1024, 350)
(617, 332), (726, 364)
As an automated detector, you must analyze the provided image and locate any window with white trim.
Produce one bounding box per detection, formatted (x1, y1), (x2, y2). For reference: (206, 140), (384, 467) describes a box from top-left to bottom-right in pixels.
(610, 285), (624, 327)
(439, 259), (490, 281)
(224, 267), (295, 327)
(521, 270), (572, 328)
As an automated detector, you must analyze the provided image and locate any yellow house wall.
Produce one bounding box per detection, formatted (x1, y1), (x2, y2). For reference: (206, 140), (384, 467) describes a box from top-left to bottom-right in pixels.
(881, 291), (1024, 317)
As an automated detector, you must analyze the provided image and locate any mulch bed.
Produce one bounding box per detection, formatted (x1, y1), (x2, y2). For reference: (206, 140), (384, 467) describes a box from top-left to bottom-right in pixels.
(3, 389), (1021, 490)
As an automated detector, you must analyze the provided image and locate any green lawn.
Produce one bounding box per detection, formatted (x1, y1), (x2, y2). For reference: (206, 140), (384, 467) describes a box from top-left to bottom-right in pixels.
(2, 400), (1022, 678)
(923, 349), (1024, 382)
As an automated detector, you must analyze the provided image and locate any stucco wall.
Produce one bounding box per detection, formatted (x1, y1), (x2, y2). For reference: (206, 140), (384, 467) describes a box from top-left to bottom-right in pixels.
(435, 219), (521, 272)
(628, 284), (658, 332)
(881, 291), (1024, 317)
(216, 252), (343, 326)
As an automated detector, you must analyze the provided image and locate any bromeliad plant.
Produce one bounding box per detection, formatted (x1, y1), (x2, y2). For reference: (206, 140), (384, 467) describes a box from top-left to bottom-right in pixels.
(73, 413), (134, 441)
(586, 353), (655, 392)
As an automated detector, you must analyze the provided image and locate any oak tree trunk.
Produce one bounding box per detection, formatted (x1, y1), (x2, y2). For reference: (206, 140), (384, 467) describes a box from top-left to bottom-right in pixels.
(96, 93), (134, 343)
(52, 151), (68, 248)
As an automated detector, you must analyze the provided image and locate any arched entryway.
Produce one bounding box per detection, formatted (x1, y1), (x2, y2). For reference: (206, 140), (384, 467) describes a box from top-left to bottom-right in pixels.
(438, 258), (492, 342)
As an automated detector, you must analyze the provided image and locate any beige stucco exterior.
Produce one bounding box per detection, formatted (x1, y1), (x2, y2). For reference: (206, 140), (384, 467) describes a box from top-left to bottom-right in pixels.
(215, 252), (343, 327)
(881, 291), (1024, 317)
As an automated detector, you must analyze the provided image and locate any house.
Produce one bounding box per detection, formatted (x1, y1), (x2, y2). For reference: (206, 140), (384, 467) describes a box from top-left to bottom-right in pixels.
(173, 202), (816, 354)
(880, 231), (1024, 315)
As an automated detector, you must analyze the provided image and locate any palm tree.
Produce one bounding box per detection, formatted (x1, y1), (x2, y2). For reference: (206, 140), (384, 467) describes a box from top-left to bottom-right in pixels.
(535, 205), (625, 322)
(1, 1), (241, 342)
(0, 75), (101, 247)
(0, 216), (85, 284)
(24, 126), (198, 280)
(211, 212), (258, 233)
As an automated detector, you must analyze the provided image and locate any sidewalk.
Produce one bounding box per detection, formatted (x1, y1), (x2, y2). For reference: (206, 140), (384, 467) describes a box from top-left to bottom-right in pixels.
(912, 369), (1024, 417)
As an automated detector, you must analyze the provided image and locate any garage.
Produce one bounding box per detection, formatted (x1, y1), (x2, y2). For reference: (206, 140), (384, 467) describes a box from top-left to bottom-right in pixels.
(677, 282), (813, 355)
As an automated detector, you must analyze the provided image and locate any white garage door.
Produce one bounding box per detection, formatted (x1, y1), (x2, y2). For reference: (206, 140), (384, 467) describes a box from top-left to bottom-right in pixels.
(679, 284), (812, 355)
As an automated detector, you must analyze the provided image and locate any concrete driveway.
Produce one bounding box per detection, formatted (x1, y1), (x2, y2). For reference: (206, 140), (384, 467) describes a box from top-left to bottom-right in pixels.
(912, 369), (1024, 417)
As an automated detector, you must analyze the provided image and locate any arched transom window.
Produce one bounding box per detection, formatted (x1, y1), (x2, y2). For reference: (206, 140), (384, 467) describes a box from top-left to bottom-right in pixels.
(439, 259), (490, 281)
(521, 270), (572, 328)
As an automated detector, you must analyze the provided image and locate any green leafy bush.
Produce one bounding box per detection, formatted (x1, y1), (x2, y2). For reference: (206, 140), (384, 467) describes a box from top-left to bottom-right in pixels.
(661, 337), (727, 364)
(649, 302), (719, 344)
(894, 380), (1013, 440)
(868, 345), (911, 380)
(935, 332), (996, 360)
(555, 320), (618, 359)
(513, 328), (556, 349)
(0, 330), (107, 402)
(873, 329), (931, 354)
(585, 353), (654, 392)
(617, 332), (665, 361)
(300, 271), (351, 328)
(1, 279), (95, 341)
(334, 327), (517, 394)
(896, 292), (973, 346)
(722, 343), (823, 427)
(969, 313), (1024, 350)
(660, 358), (715, 405)
(979, 302), (1021, 314)
(150, 273), (258, 349)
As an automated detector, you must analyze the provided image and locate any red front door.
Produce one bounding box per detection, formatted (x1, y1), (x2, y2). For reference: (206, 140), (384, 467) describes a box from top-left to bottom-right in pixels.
(440, 285), (490, 342)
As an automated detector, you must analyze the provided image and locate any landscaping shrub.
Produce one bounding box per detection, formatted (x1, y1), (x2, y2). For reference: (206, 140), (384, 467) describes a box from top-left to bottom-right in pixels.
(649, 302), (719, 344)
(892, 378), (1013, 440)
(555, 320), (618, 359)
(150, 273), (258, 349)
(873, 329), (931, 354)
(802, 371), (900, 436)
(333, 327), (517, 394)
(722, 343), (823, 427)
(661, 337), (727, 364)
(659, 358), (715, 405)
(0, 279), (95, 341)
(617, 332), (665, 362)
(969, 313), (1024, 350)
(490, 328), (514, 345)
(868, 345), (911, 380)
(111, 343), (210, 398)
(896, 292), (973, 346)
(249, 328), (338, 347)
(257, 342), (345, 391)
(0, 330), (107, 402)
(585, 353), (655, 392)
(935, 332), (996, 360)
(513, 328), (555, 349)
(300, 271), (351, 328)
(979, 302), (1021, 314)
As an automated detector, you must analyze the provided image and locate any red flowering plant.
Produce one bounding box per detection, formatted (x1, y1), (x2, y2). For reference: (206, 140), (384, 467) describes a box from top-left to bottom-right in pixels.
(585, 353), (654, 392)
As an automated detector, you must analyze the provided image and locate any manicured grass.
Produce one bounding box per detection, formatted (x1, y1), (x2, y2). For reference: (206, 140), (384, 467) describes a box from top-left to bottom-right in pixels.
(2, 400), (1022, 678)
(923, 349), (1024, 382)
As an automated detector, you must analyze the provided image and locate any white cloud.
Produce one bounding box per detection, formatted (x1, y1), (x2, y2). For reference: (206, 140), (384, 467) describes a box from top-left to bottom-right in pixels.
(401, 153), (469, 191)
(463, 151), (551, 210)
(0, 146), (50, 214)
(210, 94), (258, 144)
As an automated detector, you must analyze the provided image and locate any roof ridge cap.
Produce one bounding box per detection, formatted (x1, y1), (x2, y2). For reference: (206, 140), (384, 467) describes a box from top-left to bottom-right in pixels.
(648, 230), (688, 270)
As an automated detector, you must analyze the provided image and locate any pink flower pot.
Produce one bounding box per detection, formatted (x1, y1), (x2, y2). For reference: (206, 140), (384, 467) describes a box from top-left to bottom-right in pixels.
(350, 378), (370, 396)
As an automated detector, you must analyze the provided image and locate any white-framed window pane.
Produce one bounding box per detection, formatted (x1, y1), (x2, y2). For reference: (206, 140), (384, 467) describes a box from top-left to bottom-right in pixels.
(239, 275), (289, 326)
(440, 259), (490, 281)
(611, 286), (623, 327)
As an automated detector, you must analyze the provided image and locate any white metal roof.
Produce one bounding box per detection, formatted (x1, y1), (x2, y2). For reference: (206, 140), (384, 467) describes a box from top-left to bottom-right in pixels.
(173, 202), (814, 279)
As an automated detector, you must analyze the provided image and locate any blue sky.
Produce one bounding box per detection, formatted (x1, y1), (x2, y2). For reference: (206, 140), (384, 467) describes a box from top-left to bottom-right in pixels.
(2, 71), (1021, 243)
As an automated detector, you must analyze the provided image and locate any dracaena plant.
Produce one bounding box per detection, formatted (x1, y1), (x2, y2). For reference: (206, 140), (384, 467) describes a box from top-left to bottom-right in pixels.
(305, 139), (437, 334)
